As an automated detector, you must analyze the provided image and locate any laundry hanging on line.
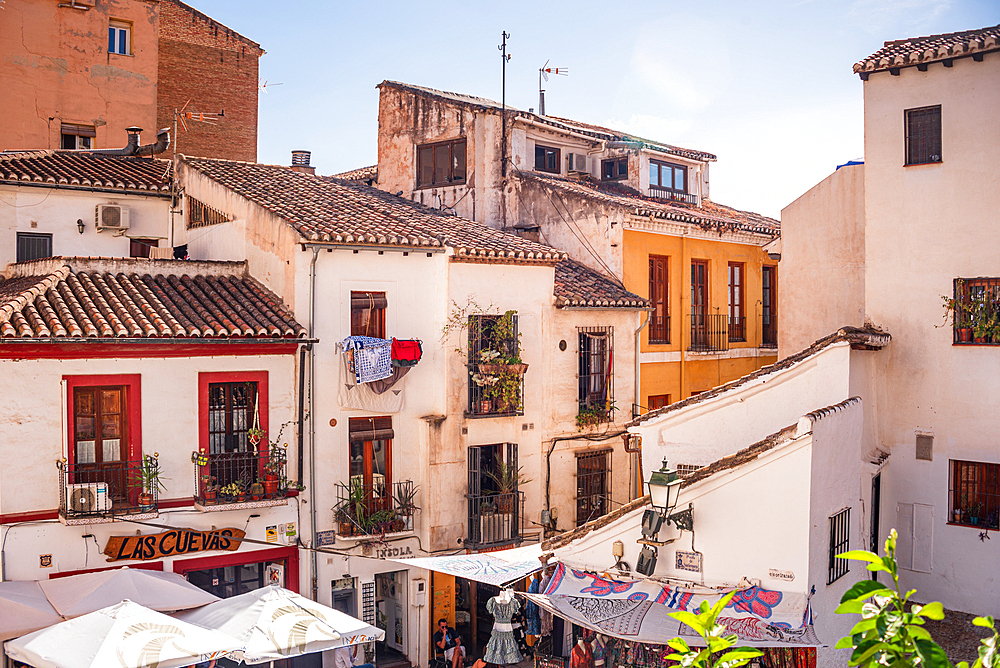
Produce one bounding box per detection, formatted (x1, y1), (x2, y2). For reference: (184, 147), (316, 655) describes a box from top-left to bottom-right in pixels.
(342, 336), (393, 384)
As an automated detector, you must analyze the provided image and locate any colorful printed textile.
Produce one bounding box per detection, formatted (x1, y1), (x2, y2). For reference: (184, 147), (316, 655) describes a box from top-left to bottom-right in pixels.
(342, 336), (392, 384)
(485, 597), (523, 665)
(525, 577), (541, 635)
(522, 593), (822, 648)
(384, 544), (545, 587)
(542, 563), (807, 628)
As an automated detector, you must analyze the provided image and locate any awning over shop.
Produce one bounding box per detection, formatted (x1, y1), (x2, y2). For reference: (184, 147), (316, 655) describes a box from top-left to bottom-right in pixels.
(4, 600), (241, 668)
(387, 543), (547, 586)
(0, 581), (63, 642)
(529, 564), (822, 648)
(524, 593), (822, 648)
(174, 584), (384, 665)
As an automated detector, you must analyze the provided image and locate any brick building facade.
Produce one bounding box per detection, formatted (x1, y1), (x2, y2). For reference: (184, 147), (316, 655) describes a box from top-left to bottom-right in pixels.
(157, 0), (263, 162)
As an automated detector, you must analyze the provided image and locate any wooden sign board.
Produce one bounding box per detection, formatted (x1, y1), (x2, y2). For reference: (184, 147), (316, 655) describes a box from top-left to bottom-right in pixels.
(104, 528), (245, 562)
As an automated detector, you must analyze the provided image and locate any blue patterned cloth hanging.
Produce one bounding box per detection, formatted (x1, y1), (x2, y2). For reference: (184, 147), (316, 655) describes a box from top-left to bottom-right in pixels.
(343, 336), (393, 384)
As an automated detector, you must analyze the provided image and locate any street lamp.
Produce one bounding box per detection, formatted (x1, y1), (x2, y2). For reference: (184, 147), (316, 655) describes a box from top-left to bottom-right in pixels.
(646, 458), (682, 517)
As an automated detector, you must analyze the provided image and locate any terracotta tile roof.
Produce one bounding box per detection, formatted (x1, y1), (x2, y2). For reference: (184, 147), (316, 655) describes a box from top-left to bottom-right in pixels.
(0, 257), (305, 340)
(0, 151), (172, 195)
(628, 326), (890, 427)
(517, 171), (779, 236)
(331, 165), (378, 183)
(377, 81), (716, 163)
(555, 259), (648, 308)
(854, 24), (1000, 74)
(182, 157), (568, 264)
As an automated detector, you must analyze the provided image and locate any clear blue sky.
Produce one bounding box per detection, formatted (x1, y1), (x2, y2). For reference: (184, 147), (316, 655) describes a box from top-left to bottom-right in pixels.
(192, 0), (996, 219)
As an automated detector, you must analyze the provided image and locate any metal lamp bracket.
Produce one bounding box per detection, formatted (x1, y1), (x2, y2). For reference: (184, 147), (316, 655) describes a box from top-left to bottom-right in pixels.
(666, 504), (694, 532)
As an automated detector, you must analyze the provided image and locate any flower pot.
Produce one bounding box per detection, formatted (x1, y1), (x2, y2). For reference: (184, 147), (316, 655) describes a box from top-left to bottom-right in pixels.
(263, 478), (279, 496)
(204, 489), (217, 502)
(497, 495), (514, 514)
(237, 493), (247, 502)
(139, 493), (154, 509)
(974, 336), (987, 343)
(958, 328), (973, 342)
(248, 433), (261, 446)
(479, 399), (493, 413)
(478, 363), (529, 375)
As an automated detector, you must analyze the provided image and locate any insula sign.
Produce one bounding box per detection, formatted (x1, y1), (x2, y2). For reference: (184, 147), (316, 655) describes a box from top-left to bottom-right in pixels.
(104, 528), (246, 562)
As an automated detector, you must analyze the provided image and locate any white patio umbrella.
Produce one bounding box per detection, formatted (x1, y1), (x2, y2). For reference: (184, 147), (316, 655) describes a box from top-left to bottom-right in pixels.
(38, 567), (219, 617)
(0, 580), (63, 641)
(4, 599), (242, 668)
(175, 584), (385, 664)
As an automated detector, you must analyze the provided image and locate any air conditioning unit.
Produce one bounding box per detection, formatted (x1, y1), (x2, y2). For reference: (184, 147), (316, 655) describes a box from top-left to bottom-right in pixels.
(66, 482), (112, 514)
(567, 153), (588, 173)
(95, 203), (130, 231)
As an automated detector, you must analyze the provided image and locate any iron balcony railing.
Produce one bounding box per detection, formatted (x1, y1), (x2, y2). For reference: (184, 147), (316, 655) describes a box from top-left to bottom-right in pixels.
(762, 313), (778, 348)
(335, 480), (418, 537)
(58, 458), (158, 519)
(648, 187), (698, 205)
(689, 313), (729, 352)
(466, 491), (524, 548)
(193, 449), (288, 506)
(649, 315), (670, 344)
(952, 277), (1000, 345)
(728, 316), (746, 343)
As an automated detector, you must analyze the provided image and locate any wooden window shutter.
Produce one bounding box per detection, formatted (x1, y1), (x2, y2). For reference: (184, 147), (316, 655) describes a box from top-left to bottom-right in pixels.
(348, 417), (394, 442)
(350, 292), (389, 310)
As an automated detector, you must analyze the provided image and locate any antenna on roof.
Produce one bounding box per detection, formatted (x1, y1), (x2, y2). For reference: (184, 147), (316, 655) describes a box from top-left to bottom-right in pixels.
(499, 31), (511, 180)
(538, 60), (567, 117)
(170, 99), (224, 250)
(258, 79), (284, 94)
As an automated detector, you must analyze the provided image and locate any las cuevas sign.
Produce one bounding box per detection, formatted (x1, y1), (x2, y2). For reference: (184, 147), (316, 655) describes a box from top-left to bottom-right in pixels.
(104, 528), (245, 562)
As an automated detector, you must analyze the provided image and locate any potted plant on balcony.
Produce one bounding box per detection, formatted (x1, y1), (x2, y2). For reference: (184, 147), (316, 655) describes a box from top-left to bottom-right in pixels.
(133, 453), (167, 510)
(201, 475), (218, 502)
(487, 462), (531, 514)
(263, 443), (287, 496)
(392, 483), (420, 532)
(249, 481), (265, 501)
(968, 502), (982, 526)
(940, 288), (973, 342)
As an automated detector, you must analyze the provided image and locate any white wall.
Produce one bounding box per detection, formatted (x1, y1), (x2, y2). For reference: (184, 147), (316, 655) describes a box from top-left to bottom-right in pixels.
(0, 354), (296, 515)
(0, 186), (171, 265)
(862, 53), (1000, 615)
(632, 342), (853, 474)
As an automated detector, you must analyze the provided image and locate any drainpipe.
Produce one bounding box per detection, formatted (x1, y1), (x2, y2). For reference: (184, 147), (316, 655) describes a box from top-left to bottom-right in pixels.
(308, 247), (320, 601)
(632, 307), (654, 499)
(680, 233), (688, 399)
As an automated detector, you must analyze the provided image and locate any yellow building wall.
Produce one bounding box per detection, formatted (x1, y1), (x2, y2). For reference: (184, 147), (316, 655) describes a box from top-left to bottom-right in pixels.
(622, 229), (778, 406)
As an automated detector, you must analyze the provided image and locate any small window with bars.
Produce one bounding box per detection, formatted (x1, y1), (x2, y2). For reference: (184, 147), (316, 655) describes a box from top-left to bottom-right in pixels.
(468, 313), (523, 417)
(576, 450), (612, 526)
(578, 327), (613, 421)
(949, 459), (999, 529)
(676, 463), (702, 477)
(951, 277), (1000, 345)
(187, 196), (233, 229)
(828, 507), (851, 584)
(905, 106), (942, 166)
(16, 232), (53, 263)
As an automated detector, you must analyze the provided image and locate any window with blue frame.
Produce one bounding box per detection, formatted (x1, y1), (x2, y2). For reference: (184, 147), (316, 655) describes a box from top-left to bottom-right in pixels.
(108, 21), (131, 55)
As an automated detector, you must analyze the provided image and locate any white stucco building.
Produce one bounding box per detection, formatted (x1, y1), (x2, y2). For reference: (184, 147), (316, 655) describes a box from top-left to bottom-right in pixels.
(780, 25), (1000, 616)
(175, 153), (646, 666)
(0, 256), (309, 599)
(0, 147), (177, 265)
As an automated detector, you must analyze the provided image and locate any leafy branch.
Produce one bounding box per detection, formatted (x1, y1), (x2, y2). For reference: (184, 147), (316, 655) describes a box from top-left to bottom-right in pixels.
(665, 591), (762, 668)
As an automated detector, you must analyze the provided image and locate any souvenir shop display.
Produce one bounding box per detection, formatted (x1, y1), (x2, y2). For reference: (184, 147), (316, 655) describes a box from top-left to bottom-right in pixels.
(485, 589), (524, 665)
(590, 634), (606, 668)
(569, 637), (592, 668)
(526, 572), (542, 640)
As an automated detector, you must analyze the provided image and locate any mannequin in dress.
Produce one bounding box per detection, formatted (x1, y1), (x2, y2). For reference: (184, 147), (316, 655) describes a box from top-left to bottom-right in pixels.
(591, 634), (606, 668)
(570, 637), (593, 668)
(484, 589), (523, 665)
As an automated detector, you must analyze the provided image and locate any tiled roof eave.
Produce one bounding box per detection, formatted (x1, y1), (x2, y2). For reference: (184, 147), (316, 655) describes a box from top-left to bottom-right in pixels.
(0, 180), (173, 197)
(854, 45), (1000, 73)
(633, 207), (779, 237)
(853, 25), (999, 73)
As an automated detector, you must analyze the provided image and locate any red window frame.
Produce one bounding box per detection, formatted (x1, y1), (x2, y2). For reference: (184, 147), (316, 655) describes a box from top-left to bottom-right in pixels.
(198, 371), (269, 485)
(172, 545), (299, 593)
(64, 374), (142, 467)
(648, 255), (669, 344)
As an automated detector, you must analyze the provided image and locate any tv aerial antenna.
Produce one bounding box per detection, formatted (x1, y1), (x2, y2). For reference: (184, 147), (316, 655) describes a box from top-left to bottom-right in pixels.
(172, 99), (224, 162)
(258, 79), (284, 94)
(538, 60), (567, 116)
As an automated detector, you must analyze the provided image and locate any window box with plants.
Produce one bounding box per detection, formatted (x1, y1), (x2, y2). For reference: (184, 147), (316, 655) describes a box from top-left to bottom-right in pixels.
(576, 400), (617, 431)
(445, 305), (527, 416)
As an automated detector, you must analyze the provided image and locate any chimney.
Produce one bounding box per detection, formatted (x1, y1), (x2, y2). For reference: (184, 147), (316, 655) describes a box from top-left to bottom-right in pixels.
(290, 150), (315, 175)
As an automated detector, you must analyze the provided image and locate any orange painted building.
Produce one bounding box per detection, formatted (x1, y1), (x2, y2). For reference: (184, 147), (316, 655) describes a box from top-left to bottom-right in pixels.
(0, 0), (261, 160)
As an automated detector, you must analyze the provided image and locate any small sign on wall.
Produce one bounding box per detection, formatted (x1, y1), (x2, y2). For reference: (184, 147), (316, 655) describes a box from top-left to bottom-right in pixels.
(266, 526), (278, 543)
(675, 550), (703, 573)
(768, 568), (795, 582)
(39, 554), (52, 568)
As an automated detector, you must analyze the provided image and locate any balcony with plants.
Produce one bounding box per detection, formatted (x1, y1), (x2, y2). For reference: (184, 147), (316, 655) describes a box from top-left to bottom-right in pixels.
(334, 479), (419, 538)
(466, 462), (528, 549)
(58, 453), (165, 524)
(943, 278), (1000, 345)
(192, 437), (297, 511)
